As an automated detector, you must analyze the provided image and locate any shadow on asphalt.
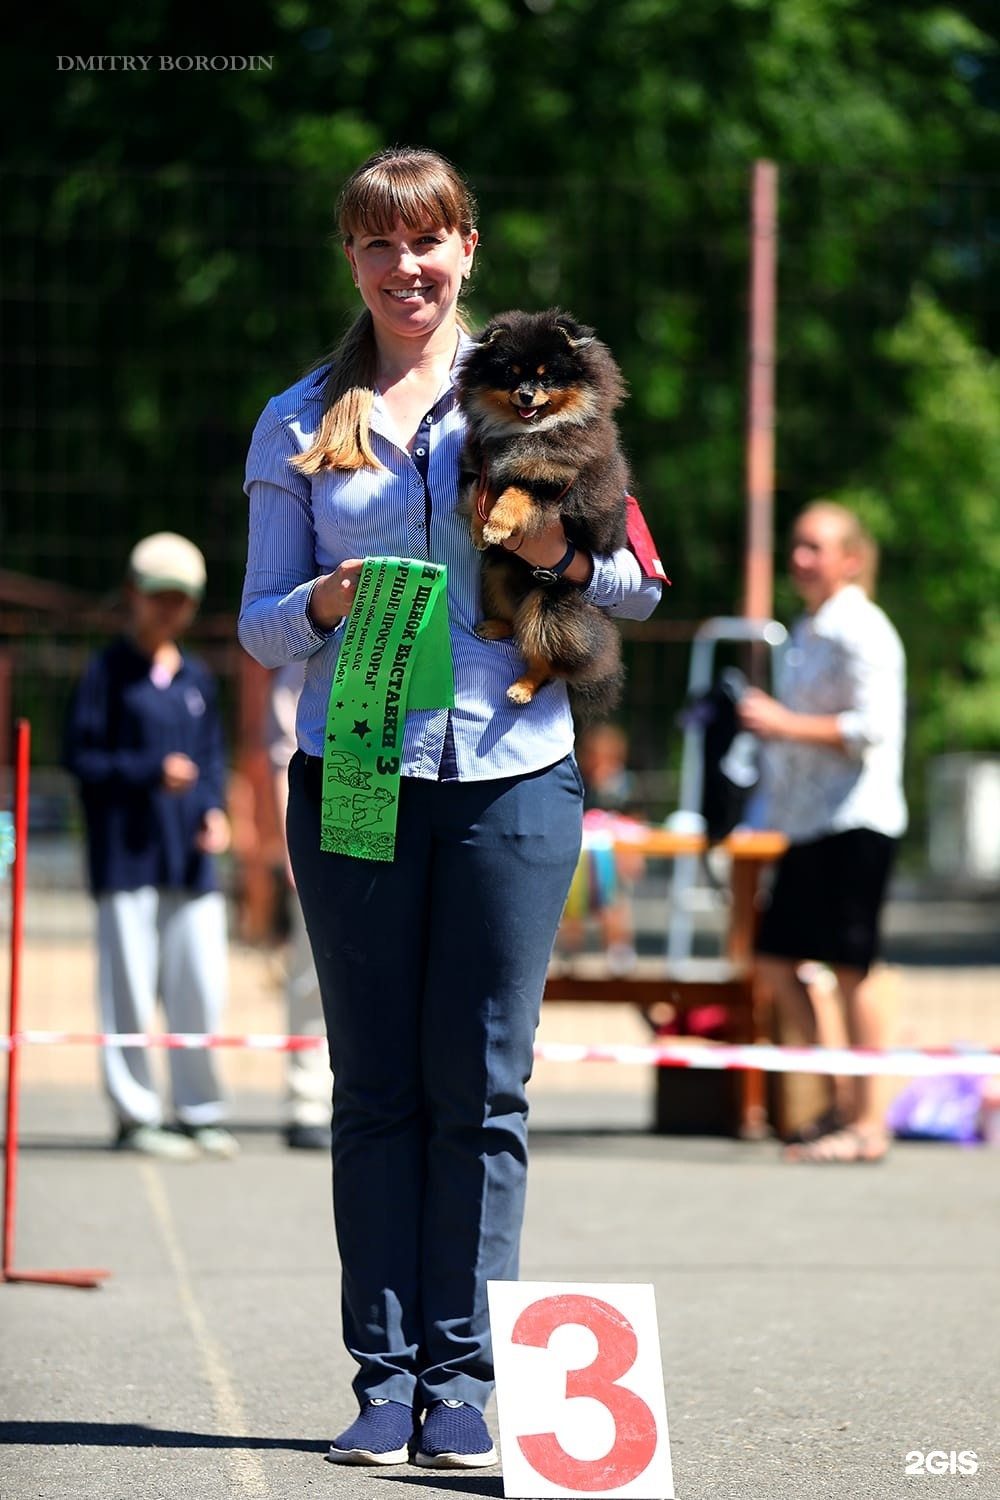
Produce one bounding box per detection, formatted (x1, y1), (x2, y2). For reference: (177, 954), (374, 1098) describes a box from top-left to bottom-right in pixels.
(375, 1479), (504, 1495)
(0, 1425), (506, 1495)
(0, 1421), (326, 1451)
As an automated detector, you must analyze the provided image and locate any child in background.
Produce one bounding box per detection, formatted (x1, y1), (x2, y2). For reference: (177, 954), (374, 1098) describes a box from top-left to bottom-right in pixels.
(264, 662), (333, 1150)
(555, 723), (647, 974)
(64, 532), (236, 1160)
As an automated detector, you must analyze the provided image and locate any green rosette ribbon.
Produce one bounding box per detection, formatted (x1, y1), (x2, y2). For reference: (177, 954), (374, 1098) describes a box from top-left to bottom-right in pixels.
(320, 558), (454, 862)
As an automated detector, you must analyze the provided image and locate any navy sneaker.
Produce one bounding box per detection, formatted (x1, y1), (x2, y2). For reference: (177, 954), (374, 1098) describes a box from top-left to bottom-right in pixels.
(328, 1398), (415, 1465)
(415, 1399), (498, 1468)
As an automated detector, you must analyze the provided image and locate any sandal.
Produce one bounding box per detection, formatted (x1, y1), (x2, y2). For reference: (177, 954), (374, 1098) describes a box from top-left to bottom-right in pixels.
(783, 1126), (889, 1164)
(783, 1107), (844, 1146)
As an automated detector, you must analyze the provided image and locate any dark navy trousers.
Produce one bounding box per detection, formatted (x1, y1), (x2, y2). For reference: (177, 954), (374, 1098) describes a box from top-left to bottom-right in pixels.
(286, 750), (583, 1412)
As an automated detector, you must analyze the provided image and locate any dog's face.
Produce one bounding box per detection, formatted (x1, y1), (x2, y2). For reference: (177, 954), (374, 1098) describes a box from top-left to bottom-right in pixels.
(459, 310), (601, 434)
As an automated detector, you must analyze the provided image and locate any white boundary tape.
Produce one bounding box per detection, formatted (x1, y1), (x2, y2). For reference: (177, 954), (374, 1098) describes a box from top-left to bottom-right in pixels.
(3, 1031), (1000, 1077)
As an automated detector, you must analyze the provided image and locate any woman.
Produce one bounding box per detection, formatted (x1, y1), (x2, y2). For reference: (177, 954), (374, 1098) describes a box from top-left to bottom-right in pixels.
(238, 146), (661, 1467)
(739, 501), (907, 1163)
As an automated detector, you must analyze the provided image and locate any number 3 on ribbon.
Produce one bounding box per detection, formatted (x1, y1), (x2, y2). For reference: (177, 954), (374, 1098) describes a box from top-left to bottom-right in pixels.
(511, 1293), (658, 1491)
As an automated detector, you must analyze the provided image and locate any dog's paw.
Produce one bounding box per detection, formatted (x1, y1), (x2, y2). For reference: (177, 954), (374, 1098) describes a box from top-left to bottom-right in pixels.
(481, 520), (515, 546)
(507, 680), (537, 705)
(475, 619), (514, 641)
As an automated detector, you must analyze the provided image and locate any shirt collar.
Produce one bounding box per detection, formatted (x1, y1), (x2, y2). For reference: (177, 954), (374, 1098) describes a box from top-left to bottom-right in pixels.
(368, 331), (473, 447)
(802, 583), (865, 634)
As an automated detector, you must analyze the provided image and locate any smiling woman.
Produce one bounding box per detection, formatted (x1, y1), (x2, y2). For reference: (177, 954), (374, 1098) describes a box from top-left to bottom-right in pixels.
(237, 144), (662, 1472)
(290, 147), (479, 476)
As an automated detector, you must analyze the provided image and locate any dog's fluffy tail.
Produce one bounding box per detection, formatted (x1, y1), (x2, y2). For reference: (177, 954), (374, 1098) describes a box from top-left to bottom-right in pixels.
(517, 590), (624, 716)
(567, 659), (625, 720)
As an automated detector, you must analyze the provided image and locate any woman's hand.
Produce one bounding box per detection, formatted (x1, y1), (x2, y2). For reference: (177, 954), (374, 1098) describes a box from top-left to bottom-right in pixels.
(501, 520), (593, 586)
(307, 560), (366, 630)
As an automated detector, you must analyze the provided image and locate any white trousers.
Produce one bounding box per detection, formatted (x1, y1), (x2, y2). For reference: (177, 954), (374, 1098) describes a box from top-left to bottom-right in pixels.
(285, 895), (332, 1127)
(96, 888), (228, 1128)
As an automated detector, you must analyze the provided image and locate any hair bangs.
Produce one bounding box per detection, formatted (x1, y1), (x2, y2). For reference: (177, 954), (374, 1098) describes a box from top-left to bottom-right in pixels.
(338, 152), (475, 244)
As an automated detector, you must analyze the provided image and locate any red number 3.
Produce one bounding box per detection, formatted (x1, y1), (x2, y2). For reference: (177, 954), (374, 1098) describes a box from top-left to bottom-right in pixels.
(511, 1293), (658, 1491)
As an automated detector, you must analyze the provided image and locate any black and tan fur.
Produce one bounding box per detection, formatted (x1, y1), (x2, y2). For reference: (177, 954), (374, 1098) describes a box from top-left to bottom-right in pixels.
(456, 308), (630, 714)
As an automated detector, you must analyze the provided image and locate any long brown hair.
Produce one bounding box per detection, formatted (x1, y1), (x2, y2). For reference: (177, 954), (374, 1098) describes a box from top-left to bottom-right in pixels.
(291, 147), (478, 474)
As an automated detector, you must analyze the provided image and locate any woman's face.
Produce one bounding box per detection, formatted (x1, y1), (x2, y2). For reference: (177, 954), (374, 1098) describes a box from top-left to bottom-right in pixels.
(788, 511), (860, 610)
(343, 218), (477, 346)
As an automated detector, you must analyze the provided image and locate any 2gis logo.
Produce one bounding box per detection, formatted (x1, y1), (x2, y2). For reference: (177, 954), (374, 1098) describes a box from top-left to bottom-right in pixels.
(905, 1449), (979, 1476)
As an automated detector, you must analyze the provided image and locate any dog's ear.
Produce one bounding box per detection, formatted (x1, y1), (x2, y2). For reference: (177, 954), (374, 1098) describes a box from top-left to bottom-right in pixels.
(478, 323), (509, 347)
(554, 315), (595, 350)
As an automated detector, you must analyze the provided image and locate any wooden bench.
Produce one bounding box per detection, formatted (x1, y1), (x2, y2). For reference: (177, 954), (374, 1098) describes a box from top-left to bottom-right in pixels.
(543, 829), (787, 1136)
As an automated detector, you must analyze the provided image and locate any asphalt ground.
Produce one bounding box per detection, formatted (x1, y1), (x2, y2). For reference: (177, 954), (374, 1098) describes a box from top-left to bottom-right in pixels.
(3, 867), (999, 1499)
(2, 1081), (999, 1500)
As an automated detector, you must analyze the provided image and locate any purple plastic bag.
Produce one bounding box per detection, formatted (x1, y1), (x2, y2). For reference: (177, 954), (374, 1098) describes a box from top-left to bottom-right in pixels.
(885, 1074), (985, 1143)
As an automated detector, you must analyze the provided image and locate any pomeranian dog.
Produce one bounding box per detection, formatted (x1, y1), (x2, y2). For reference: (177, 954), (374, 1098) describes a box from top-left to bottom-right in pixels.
(456, 308), (630, 714)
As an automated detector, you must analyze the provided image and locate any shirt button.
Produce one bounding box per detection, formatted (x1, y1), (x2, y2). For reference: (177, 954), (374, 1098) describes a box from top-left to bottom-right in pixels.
(415, 447), (427, 457)
(425, 414), (433, 423)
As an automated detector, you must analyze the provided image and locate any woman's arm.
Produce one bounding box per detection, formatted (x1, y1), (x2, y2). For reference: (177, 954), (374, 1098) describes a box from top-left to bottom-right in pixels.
(581, 547), (663, 621)
(503, 519), (663, 621)
(238, 404), (339, 668)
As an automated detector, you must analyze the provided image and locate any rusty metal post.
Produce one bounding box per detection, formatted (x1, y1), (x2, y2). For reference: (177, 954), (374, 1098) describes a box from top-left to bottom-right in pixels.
(743, 160), (779, 630)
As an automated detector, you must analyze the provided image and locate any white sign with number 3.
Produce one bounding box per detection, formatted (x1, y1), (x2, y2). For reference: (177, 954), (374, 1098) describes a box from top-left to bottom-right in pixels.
(487, 1281), (674, 1499)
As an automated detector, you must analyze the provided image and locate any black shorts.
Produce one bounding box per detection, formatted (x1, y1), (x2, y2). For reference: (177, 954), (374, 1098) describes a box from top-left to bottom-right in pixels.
(755, 828), (897, 974)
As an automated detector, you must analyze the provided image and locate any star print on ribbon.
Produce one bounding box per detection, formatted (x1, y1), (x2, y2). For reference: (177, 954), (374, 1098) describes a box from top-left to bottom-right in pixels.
(320, 558), (454, 861)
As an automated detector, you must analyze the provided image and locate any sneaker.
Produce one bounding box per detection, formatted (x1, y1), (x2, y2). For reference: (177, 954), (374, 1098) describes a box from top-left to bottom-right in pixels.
(285, 1122), (332, 1151)
(113, 1123), (200, 1162)
(415, 1400), (498, 1468)
(177, 1124), (240, 1159)
(328, 1398), (415, 1465)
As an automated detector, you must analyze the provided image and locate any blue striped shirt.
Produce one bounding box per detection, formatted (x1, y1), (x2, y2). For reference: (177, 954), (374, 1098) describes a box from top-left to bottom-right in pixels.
(238, 339), (662, 781)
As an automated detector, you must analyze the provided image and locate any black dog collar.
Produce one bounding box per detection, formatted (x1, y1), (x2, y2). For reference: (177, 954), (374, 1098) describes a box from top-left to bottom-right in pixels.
(531, 541), (576, 585)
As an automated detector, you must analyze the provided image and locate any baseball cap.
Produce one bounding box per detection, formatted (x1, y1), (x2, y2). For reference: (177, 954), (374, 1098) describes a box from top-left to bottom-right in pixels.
(127, 532), (206, 600)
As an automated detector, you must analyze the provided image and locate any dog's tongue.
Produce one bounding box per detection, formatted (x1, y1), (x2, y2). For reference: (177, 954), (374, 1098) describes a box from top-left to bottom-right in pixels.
(517, 407), (538, 420)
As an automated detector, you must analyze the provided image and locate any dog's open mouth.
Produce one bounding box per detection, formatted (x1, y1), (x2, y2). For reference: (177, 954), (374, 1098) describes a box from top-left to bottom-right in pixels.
(511, 398), (548, 421)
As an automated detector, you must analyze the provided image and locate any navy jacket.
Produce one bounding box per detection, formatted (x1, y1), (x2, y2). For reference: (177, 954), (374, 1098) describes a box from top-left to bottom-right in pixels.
(63, 636), (226, 896)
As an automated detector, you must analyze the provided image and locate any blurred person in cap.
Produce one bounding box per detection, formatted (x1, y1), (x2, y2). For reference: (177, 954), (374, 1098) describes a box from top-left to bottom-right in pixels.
(63, 531), (238, 1160)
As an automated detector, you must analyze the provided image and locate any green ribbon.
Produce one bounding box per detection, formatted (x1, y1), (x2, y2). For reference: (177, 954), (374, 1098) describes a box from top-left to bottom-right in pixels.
(320, 558), (454, 862)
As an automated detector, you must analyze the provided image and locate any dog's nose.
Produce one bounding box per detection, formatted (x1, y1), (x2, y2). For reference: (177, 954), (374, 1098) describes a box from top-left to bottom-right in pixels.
(515, 386), (537, 406)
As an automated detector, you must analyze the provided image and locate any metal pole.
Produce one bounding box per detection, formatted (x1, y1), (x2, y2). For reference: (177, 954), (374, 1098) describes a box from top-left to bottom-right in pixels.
(2, 721), (29, 1278)
(2, 719), (110, 1288)
(743, 160), (778, 625)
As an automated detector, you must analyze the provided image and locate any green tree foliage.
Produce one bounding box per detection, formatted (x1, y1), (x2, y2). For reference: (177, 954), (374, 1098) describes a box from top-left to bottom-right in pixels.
(838, 290), (1000, 760)
(3, 2), (1000, 794)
